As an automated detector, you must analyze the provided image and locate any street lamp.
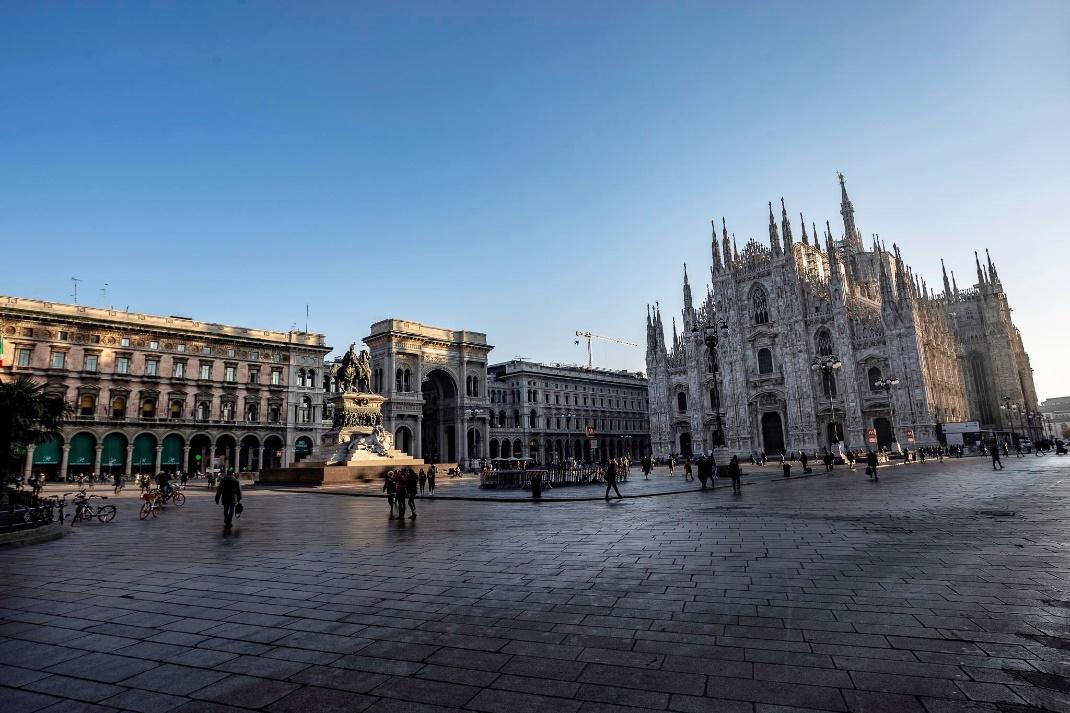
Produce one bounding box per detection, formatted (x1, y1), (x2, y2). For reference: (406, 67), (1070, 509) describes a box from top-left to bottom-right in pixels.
(692, 316), (730, 448)
(873, 377), (900, 447)
(1000, 398), (1020, 443)
(464, 408), (484, 470)
(812, 355), (844, 447)
(559, 412), (575, 464)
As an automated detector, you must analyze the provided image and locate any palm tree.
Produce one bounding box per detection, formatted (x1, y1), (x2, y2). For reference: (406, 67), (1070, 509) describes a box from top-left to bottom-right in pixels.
(0, 376), (69, 486)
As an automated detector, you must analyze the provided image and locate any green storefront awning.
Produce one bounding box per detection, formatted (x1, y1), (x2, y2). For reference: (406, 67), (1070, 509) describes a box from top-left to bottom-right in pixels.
(69, 433), (96, 466)
(32, 434), (63, 465)
(132, 434), (156, 466)
(162, 435), (184, 466)
(101, 434), (127, 468)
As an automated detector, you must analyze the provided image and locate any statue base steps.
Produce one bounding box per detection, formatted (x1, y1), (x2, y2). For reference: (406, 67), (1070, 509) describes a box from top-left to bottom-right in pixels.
(258, 456), (426, 485)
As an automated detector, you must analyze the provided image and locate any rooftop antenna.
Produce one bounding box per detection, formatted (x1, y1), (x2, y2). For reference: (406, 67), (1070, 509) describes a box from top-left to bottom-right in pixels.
(70, 276), (82, 304)
(99, 283), (109, 305)
(305, 304), (309, 333)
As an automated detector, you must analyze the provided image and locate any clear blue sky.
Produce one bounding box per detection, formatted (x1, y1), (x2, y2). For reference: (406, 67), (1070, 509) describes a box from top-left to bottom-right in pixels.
(2, 1), (1068, 398)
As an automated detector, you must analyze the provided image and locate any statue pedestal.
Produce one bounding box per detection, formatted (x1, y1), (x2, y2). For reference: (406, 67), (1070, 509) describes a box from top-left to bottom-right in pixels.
(258, 391), (424, 485)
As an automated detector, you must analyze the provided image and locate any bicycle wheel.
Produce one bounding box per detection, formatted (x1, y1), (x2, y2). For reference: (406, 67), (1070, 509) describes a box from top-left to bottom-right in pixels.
(79, 504), (96, 521)
(97, 505), (117, 523)
(139, 501), (153, 520)
(171, 492), (186, 507)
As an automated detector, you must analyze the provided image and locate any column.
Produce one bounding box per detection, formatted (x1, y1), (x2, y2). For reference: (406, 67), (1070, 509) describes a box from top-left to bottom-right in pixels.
(155, 444), (163, 474)
(230, 447), (237, 474)
(23, 444), (35, 479)
(124, 444), (134, 477)
(59, 444), (70, 481)
(255, 447), (263, 472)
(182, 445), (191, 474)
(414, 415), (423, 459)
(94, 445), (103, 476)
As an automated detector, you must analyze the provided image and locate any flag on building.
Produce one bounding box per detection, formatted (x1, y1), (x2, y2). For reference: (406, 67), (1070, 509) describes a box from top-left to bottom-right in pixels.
(0, 332), (5, 368)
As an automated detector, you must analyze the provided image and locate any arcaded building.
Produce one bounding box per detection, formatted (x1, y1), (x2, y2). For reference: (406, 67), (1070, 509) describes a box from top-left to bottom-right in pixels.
(645, 175), (1039, 458)
(487, 360), (650, 464)
(2, 295), (331, 480)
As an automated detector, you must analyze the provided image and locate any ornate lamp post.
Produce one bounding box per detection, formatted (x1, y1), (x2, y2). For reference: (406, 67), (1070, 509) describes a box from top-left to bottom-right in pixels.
(464, 408), (484, 470)
(812, 355), (844, 447)
(692, 317), (729, 449)
(1000, 397), (1019, 444)
(873, 377), (900, 447)
(560, 412), (575, 464)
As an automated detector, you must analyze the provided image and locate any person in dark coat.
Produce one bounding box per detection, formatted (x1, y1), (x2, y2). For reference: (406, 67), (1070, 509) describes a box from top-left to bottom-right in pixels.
(383, 471), (397, 519)
(641, 455), (652, 480)
(866, 450), (879, 480)
(800, 450), (810, 474)
(404, 468), (419, 519)
(214, 472), (242, 528)
(728, 456), (742, 493)
(697, 456), (710, 489)
(605, 459), (623, 501)
(991, 442), (1004, 470)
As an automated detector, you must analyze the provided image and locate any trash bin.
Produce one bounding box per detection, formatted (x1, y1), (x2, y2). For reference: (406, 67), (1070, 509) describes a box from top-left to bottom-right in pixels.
(530, 473), (542, 499)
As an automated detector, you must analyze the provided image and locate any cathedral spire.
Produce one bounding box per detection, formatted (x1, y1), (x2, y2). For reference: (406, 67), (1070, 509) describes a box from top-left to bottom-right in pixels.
(780, 198), (794, 249)
(986, 248), (1002, 290)
(768, 202), (782, 256)
(671, 317), (679, 352)
(838, 171), (863, 252)
(711, 220), (722, 274)
(722, 218), (732, 271)
(878, 250), (896, 306)
(974, 250), (987, 291)
(951, 270), (959, 295)
(682, 263), (694, 318)
(941, 258), (952, 297)
(800, 213), (809, 245)
(894, 244), (911, 302)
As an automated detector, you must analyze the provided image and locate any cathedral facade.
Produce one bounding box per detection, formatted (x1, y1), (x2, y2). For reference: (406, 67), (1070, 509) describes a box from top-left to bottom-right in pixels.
(645, 175), (1038, 458)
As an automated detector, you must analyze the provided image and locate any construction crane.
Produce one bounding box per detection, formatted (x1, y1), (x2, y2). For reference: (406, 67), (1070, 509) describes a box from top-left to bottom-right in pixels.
(574, 331), (639, 369)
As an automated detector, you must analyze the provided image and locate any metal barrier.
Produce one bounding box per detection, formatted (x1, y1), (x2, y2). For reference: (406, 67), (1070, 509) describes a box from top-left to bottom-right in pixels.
(479, 464), (629, 489)
(0, 490), (58, 532)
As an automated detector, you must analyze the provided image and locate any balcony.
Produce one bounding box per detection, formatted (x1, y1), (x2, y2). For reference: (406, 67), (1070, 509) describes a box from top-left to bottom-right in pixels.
(60, 414), (291, 430)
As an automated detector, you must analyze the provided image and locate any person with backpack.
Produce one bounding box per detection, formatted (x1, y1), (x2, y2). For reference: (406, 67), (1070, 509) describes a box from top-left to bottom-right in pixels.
(214, 472), (242, 529)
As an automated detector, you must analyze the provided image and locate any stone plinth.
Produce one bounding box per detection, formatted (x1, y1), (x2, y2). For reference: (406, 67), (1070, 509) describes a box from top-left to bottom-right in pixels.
(257, 391), (424, 485)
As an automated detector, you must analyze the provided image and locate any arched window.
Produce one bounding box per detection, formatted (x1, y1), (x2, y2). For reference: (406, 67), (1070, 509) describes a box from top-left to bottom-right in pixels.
(299, 397), (312, 423)
(323, 372), (330, 391)
(307, 369), (315, 388)
(757, 348), (773, 375)
(196, 401), (209, 421)
(709, 388), (720, 409)
(141, 398), (156, 418)
(752, 286), (770, 325)
(489, 411), (497, 428)
(395, 368), (403, 392)
(530, 409), (537, 428)
(472, 377), (479, 397)
(499, 409), (506, 427)
(512, 409), (520, 428)
(816, 329), (834, 356)
(79, 394), (96, 417)
(111, 396), (127, 419)
(247, 403), (259, 422)
(403, 369), (411, 392)
(868, 366), (883, 391)
(169, 400), (182, 419)
(297, 369), (306, 388)
(677, 392), (688, 413)
(221, 402), (234, 421)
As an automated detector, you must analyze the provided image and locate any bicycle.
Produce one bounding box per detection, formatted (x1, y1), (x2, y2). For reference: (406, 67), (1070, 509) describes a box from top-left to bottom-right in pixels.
(139, 490), (162, 520)
(65, 491), (117, 525)
(159, 485), (186, 507)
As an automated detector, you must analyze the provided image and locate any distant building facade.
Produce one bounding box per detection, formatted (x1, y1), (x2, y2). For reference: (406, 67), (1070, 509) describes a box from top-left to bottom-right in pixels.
(646, 175), (1039, 458)
(1, 295), (330, 480)
(363, 319), (492, 466)
(1040, 397), (1070, 440)
(487, 360), (649, 464)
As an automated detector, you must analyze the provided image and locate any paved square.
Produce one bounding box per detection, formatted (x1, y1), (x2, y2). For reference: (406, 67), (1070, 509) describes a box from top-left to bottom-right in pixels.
(3, 457), (1070, 712)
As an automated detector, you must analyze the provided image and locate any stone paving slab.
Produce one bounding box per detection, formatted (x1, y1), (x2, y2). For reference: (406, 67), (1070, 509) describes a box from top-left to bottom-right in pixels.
(3, 455), (1070, 712)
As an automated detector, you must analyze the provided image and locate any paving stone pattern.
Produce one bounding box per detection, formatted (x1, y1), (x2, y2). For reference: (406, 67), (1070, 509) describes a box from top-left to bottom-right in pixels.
(3, 456), (1070, 712)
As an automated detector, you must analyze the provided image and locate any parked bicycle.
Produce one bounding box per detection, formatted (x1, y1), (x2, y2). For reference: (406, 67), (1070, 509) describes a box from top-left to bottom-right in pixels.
(60, 491), (116, 525)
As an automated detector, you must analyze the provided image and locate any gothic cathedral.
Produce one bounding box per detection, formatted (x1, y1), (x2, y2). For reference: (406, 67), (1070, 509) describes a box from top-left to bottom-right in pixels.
(645, 175), (1038, 458)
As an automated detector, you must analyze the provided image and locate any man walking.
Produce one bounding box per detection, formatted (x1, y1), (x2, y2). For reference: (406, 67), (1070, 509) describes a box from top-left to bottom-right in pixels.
(641, 455), (652, 480)
(404, 468), (418, 519)
(728, 455), (742, 494)
(992, 442), (1005, 470)
(214, 471), (242, 529)
(383, 470), (397, 519)
(866, 450), (879, 480)
(604, 459), (623, 501)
